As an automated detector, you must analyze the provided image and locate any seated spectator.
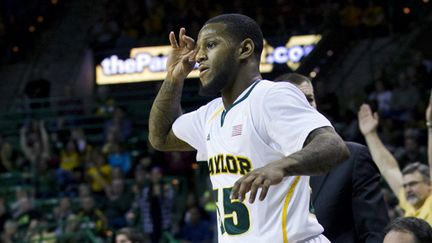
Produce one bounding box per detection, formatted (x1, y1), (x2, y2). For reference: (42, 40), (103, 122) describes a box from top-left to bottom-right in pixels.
(59, 139), (80, 171)
(358, 104), (431, 224)
(53, 197), (74, 236)
(0, 197), (11, 234)
(127, 167), (174, 243)
(115, 227), (146, 243)
(131, 164), (149, 196)
(86, 149), (112, 195)
(107, 143), (131, 175)
(178, 206), (213, 243)
(12, 197), (41, 231)
(383, 217), (432, 243)
(78, 183), (92, 198)
(0, 220), (18, 243)
(104, 107), (132, 143)
(103, 178), (133, 229)
(77, 195), (108, 238)
(70, 127), (92, 158)
(58, 214), (85, 242)
(56, 139), (83, 196)
(389, 72), (420, 122)
(26, 217), (56, 243)
(9, 187), (32, 212)
(394, 130), (427, 169)
(367, 80), (393, 118)
(34, 159), (56, 198)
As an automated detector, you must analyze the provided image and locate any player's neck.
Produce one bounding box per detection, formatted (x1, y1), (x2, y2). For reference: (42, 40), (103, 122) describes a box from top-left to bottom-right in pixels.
(221, 71), (261, 108)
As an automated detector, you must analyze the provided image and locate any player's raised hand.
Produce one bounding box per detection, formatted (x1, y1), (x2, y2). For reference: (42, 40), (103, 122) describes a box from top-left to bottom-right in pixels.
(231, 162), (285, 204)
(166, 28), (196, 82)
(358, 104), (379, 136)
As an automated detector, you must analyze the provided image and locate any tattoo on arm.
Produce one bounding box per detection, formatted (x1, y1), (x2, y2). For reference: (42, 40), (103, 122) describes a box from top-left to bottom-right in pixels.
(282, 126), (349, 176)
(149, 80), (194, 151)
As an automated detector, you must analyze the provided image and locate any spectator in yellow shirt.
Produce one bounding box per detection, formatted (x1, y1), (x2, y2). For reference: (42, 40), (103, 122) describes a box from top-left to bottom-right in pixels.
(86, 150), (112, 194)
(358, 103), (431, 224)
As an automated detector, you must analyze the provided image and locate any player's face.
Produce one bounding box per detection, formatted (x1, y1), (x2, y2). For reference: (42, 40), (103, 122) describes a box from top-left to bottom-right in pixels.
(195, 23), (239, 96)
(402, 171), (431, 208)
(383, 230), (416, 243)
(296, 81), (316, 109)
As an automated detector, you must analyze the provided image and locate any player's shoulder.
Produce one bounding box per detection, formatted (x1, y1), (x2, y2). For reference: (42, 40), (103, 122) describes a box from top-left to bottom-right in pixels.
(256, 79), (302, 96)
(256, 79), (297, 89)
(196, 97), (223, 118)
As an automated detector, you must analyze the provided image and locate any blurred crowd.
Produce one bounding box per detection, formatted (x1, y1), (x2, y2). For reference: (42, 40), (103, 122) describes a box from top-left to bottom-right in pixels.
(1, 0), (429, 63)
(0, 103), (216, 242)
(90, 0), (429, 52)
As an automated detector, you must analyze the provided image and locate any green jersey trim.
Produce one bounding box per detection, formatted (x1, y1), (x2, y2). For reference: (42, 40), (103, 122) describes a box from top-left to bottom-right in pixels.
(220, 79), (261, 127)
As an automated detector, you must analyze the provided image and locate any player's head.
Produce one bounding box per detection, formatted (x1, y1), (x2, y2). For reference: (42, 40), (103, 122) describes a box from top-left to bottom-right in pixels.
(275, 73), (316, 109)
(195, 14), (263, 96)
(383, 217), (432, 243)
(401, 162), (431, 208)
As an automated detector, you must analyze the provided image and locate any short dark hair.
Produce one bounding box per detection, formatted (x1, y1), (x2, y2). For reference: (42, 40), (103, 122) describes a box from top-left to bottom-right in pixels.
(385, 217), (432, 243)
(402, 162), (430, 181)
(205, 14), (263, 60)
(116, 227), (145, 242)
(274, 73), (312, 85)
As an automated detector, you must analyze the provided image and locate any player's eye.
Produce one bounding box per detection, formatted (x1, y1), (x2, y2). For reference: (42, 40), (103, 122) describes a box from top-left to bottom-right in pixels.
(206, 41), (216, 49)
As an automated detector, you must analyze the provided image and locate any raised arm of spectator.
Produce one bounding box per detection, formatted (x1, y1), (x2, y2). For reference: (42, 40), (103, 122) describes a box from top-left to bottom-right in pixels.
(39, 120), (50, 157)
(20, 125), (34, 163)
(1, 142), (13, 171)
(358, 104), (403, 196)
(426, 90), (432, 178)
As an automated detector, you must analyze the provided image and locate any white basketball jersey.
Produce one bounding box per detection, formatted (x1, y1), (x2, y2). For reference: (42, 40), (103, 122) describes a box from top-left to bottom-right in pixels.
(173, 80), (331, 243)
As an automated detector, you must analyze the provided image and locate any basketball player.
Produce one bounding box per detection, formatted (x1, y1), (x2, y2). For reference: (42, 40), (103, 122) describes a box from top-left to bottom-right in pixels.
(149, 14), (349, 243)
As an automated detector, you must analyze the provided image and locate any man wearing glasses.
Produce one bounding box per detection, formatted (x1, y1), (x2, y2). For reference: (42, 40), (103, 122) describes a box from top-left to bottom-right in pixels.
(358, 103), (432, 224)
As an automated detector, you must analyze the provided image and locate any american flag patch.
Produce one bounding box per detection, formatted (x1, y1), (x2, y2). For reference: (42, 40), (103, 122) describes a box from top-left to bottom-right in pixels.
(232, 124), (243, 136)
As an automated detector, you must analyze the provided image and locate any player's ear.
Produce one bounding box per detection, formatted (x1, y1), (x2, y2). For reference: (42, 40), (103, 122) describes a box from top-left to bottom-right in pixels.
(238, 38), (255, 60)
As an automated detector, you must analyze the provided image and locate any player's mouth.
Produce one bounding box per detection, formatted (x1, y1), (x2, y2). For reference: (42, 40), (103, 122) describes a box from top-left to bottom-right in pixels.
(199, 66), (209, 78)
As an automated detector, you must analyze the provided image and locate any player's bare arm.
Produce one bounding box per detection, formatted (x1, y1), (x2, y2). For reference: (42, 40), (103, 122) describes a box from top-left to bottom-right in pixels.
(149, 28), (196, 151)
(231, 126), (349, 203)
(358, 104), (403, 195)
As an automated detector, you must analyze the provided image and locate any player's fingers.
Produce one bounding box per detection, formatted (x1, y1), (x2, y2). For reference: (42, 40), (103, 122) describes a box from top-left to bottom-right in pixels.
(182, 50), (196, 64)
(183, 35), (195, 50)
(169, 31), (179, 48)
(231, 177), (245, 200)
(259, 179), (272, 201)
(249, 177), (264, 204)
(237, 175), (256, 202)
(179, 28), (186, 47)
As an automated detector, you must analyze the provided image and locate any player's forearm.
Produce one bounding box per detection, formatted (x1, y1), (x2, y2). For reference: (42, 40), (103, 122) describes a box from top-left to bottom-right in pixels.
(363, 132), (403, 195)
(279, 127), (349, 176)
(148, 79), (184, 149)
